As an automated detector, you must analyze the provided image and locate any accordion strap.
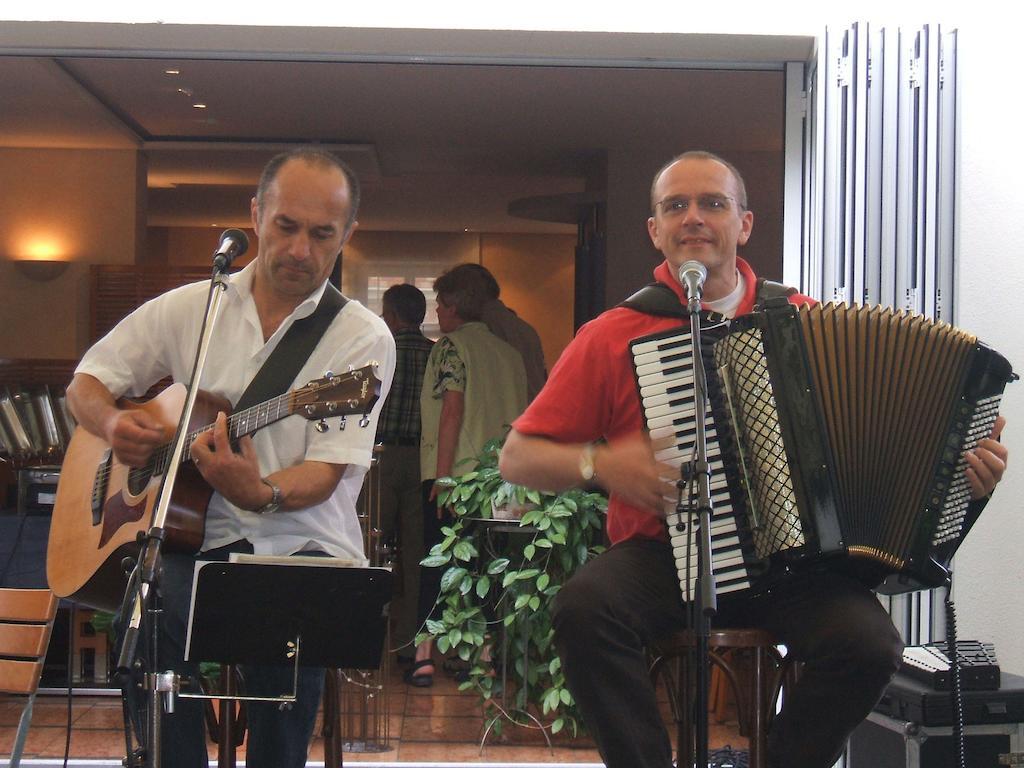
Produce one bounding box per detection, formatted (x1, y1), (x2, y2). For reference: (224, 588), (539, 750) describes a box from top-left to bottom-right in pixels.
(619, 282), (687, 318)
(618, 276), (798, 318)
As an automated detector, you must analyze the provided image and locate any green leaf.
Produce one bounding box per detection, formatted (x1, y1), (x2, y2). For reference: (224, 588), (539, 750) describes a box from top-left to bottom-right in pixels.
(551, 717), (565, 734)
(523, 543), (536, 559)
(519, 509), (541, 526)
(514, 593), (530, 611)
(440, 566), (468, 592)
(425, 619), (447, 635)
(420, 554), (451, 568)
(452, 540), (477, 561)
(459, 575), (474, 595)
(548, 656), (561, 675)
(534, 538), (553, 549)
(437, 635), (451, 653)
(448, 628), (463, 647)
(476, 575), (491, 599)
(529, 595), (541, 611)
(487, 557), (510, 575)
(560, 688), (573, 705)
(536, 573), (550, 591)
(502, 570), (519, 588)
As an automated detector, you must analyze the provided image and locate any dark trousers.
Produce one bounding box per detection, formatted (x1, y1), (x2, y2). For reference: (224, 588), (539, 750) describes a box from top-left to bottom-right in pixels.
(141, 542), (326, 768)
(376, 444), (425, 651)
(552, 539), (903, 768)
(415, 480), (446, 629)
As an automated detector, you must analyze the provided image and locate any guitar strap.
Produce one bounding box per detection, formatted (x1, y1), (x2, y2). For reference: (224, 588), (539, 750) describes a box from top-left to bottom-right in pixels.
(233, 282), (348, 413)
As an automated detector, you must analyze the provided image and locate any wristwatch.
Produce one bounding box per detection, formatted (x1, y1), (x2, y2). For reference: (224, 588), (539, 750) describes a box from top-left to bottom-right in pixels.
(254, 478), (282, 515)
(578, 443), (598, 483)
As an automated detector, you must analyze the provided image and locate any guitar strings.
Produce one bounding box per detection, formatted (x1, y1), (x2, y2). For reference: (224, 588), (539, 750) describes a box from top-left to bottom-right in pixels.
(91, 390), (298, 492)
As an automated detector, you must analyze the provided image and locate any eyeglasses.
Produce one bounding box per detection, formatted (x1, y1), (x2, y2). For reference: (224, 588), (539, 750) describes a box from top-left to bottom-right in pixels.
(655, 194), (740, 216)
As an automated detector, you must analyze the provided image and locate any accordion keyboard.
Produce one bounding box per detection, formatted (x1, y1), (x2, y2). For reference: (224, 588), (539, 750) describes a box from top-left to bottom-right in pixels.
(631, 326), (758, 600)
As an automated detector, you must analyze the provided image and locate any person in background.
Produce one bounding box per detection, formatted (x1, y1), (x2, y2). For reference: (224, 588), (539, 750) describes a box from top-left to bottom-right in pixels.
(456, 262), (547, 402)
(376, 283), (434, 661)
(404, 264), (528, 686)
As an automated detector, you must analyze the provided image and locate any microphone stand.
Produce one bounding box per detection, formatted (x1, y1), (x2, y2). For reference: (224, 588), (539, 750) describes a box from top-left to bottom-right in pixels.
(679, 284), (717, 768)
(115, 261), (233, 768)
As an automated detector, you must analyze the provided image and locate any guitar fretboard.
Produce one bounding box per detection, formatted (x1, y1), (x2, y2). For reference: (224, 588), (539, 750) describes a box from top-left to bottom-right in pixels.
(149, 391), (296, 476)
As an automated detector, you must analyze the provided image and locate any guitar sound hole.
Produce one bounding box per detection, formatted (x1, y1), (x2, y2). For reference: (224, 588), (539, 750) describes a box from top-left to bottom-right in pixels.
(127, 466), (154, 496)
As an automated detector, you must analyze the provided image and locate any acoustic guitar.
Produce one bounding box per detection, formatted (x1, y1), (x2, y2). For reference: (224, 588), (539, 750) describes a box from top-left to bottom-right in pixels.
(46, 365), (381, 612)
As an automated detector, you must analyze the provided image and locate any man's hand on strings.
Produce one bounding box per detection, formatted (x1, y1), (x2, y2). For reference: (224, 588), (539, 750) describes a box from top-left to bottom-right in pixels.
(189, 411), (266, 510)
(966, 415), (1008, 500)
(104, 409), (165, 468)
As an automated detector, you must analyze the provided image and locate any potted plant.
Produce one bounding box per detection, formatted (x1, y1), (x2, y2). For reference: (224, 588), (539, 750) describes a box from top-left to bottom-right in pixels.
(418, 436), (607, 738)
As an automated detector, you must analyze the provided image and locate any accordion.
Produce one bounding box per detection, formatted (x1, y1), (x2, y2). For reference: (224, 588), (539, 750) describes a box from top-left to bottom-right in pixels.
(630, 301), (1015, 600)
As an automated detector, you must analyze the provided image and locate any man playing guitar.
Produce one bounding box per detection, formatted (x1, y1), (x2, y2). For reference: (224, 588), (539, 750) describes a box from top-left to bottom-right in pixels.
(63, 149), (396, 768)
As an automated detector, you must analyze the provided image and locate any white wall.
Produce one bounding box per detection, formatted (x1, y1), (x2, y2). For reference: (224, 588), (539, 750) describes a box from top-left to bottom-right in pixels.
(950, 16), (1024, 674)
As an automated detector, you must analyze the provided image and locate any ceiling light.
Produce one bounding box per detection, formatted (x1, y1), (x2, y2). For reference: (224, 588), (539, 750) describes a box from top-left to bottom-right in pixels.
(164, 69), (181, 75)
(193, 103), (207, 109)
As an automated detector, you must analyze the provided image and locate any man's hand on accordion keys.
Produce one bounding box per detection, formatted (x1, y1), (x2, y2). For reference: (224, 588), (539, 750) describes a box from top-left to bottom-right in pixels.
(965, 415), (1008, 500)
(592, 433), (677, 517)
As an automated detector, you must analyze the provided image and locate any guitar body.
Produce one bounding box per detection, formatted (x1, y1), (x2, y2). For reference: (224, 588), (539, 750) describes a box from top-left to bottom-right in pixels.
(47, 385), (227, 611)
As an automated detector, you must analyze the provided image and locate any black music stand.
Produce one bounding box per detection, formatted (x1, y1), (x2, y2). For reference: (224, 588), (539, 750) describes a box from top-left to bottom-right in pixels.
(185, 562), (392, 671)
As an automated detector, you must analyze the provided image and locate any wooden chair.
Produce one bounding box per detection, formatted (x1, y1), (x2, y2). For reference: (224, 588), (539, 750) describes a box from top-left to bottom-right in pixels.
(0, 588), (60, 768)
(650, 628), (793, 768)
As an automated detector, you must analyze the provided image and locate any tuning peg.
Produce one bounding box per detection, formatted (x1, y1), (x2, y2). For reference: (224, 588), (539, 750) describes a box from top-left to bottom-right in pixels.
(315, 420), (329, 433)
(324, 370), (334, 379)
(359, 415), (371, 428)
(339, 416), (347, 431)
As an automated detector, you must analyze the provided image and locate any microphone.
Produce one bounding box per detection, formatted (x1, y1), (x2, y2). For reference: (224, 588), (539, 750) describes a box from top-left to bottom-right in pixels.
(213, 229), (249, 272)
(678, 260), (708, 305)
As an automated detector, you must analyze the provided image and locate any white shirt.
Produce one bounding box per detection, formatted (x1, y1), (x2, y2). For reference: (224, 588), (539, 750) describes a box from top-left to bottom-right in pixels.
(705, 270), (746, 319)
(76, 260), (396, 560)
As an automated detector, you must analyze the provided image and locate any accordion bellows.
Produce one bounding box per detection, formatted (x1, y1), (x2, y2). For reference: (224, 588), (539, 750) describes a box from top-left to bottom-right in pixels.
(632, 301), (1015, 599)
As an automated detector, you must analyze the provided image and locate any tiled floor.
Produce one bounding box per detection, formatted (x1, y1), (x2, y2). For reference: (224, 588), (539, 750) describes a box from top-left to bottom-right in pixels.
(2, 654), (744, 765)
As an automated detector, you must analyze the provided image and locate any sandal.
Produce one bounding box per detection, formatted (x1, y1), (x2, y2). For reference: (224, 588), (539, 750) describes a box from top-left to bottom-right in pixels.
(403, 659), (435, 687)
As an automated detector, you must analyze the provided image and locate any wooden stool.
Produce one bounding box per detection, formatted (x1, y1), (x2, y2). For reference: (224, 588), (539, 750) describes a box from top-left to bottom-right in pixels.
(650, 628), (791, 768)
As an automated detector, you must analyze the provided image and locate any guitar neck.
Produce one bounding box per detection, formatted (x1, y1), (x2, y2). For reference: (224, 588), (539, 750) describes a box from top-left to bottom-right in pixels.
(153, 391), (297, 475)
(143, 364), (379, 479)
(189, 391), (299, 450)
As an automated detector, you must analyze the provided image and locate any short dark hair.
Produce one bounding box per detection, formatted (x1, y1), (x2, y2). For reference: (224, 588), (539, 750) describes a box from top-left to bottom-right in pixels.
(457, 262), (501, 300)
(434, 263), (492, 321)
(382, 283), (427, 326)
(256, 148), (361, 235)
(650, 150), (749, 212)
